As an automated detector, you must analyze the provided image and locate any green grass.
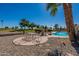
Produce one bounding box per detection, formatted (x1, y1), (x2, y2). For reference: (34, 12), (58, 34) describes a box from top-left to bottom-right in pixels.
(0, 29), (15, 32)
(0, 28), (35, 32)
(0, 28), (52, 33)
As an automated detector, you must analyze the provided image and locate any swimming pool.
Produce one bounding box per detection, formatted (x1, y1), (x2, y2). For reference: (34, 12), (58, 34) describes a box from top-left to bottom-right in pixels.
(52, 32), (68, 37)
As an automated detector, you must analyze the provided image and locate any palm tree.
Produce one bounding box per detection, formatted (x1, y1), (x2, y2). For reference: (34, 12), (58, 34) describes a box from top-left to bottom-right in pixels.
(47, 3), (76, 42)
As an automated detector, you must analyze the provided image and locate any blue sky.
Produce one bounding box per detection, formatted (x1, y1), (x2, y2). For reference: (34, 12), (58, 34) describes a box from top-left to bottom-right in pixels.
(0, 3), (79, 28)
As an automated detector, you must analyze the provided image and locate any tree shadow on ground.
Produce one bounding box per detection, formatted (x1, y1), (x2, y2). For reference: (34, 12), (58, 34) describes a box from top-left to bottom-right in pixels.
(47, 43), (67, 56)
(47, 42), (79, 56)
(71, 42), (79, 55)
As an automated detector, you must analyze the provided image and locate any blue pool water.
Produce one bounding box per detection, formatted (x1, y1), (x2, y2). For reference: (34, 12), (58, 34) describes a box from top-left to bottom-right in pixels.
(52, 32), (68, 36)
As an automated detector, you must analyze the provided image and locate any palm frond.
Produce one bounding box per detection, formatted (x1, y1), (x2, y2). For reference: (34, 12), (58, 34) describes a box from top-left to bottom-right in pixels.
(50, 5), (58, 16)
(47, 3), (56, 11)
(47, 3), (61, 16)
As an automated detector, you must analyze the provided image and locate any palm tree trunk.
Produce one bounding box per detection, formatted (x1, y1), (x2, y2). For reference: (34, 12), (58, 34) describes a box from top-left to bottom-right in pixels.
(63, 3), (75, 42)
(68, 3), (76, 42)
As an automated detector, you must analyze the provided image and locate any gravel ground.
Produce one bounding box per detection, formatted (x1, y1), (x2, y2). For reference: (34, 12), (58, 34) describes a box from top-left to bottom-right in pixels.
(0, 33), (78, 56)
(0, 34), (51, 56)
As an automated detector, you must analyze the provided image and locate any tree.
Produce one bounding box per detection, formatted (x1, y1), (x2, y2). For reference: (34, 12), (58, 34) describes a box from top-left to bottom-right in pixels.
(54, 24), (59, 31)
(49, 27), (52, 30)
(19, 19), (28, 34)
(29, 22), (36, 30)
(14, 26), (18, 30)
(11, 27), (15, 30)
(41, 25), (45, 29)
(36, 25), (40, 28)
(47, 3), (76, 42)
(0, 20), (4, 28)
(20, 19), (25, 27)
(5, 26), (9, 29)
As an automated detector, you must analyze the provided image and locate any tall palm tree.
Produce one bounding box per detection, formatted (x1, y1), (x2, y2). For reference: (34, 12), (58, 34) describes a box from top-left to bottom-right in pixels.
(47, 3), (76, 42)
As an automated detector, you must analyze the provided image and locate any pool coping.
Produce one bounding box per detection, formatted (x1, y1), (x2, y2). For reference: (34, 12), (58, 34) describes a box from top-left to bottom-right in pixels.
(47, 35), (69, 38)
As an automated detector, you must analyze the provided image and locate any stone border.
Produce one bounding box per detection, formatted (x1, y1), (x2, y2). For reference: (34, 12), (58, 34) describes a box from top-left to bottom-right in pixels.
(48, 35), (69, 38)
(13, 36), (48, 46)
